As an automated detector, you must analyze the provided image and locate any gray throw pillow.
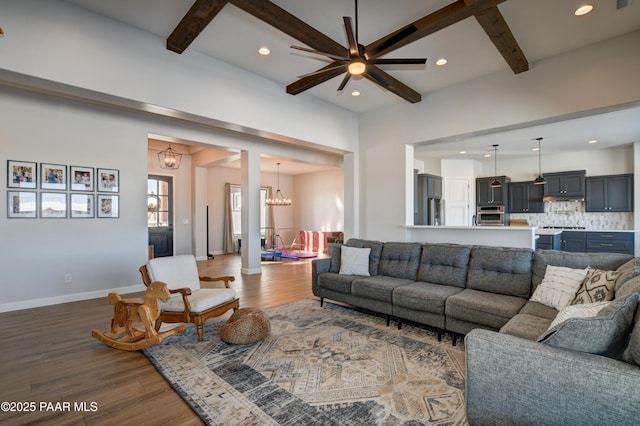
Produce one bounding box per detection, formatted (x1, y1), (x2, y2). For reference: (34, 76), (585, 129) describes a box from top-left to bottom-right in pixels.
(329, 244), (343, 273)
(623, 306), (640, 365)
(538, 293), (639, 356)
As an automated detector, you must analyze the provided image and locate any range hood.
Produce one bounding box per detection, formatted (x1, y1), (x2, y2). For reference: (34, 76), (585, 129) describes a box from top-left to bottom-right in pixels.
(543, 195), (585, 202)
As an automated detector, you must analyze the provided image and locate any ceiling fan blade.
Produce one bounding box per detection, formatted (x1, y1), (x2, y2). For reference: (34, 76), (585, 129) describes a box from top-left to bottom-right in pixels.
(364, 65), (422, 103)
(297, 64), (349, 79)
(287, 63), (348, 95)
(167, 0), (230, 53)
(290, 45), (349, 62)
(343, 17), (359, 58)
(231, 0), (347, 57)
(365, 0), (508, 59)
(337, 73), (351, 92)
(371, 58), (427, 65)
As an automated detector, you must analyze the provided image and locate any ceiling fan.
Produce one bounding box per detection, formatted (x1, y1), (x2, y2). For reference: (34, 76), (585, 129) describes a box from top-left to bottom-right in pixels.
(289, 0), (427, 103)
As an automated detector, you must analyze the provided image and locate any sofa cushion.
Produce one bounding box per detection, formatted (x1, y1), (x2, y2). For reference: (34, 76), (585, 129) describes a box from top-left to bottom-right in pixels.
(615, 257), (640, 291)
(345, 239), (384, 276)
(532, 250), (632, 293)
(466, 246), (533, 298)
(499, 314), (552, 341)
(518, 300), (559, 321)
(417, 243), (472, 288)
(538, 293), (639, 356)
(445, 289), (528, 330)
(329, 243), (342, 273)
(530, 265), (588, 310)
(317, 272), (357, 295)
(393, 281), (463, 315)
(572, 268), (618, 304)
(377, 242), (422, 280)
(147, 254), (202, 291)
(351, 276), (414, 303)
(339, 246), (371, 276)
(616, 275), (640, 300)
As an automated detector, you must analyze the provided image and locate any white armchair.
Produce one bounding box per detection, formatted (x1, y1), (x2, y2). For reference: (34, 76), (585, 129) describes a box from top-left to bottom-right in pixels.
(140, 254), (239, 341)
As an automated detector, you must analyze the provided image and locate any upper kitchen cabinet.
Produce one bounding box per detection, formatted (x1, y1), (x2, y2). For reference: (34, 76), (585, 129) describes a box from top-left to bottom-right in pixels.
(510, 181), (544, 213)
(586, 174), (633, 212)
(543, 170), (586, 199)
(477, 176), (510, 206)
(418, 173), (442, 199)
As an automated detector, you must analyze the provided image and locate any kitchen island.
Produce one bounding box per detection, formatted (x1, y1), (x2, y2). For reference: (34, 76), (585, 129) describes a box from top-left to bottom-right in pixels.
(404, 225), (537, 250)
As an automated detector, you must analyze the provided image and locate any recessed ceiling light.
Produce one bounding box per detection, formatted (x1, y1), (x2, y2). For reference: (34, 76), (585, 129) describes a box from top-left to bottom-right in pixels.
(532, 147), (540, 151)
(575, 4), (593, 16)
(459, 150), (466, 154)
(351, 91), (361, 97)
(436, 58), (448, 66)
(484, 154), (491, 158)
(258, 47), (270, 55)
(588, 139), (598, 144)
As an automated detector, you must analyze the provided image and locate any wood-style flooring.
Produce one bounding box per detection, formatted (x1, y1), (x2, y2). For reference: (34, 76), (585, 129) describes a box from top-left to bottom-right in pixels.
(0, 254), (319, 425)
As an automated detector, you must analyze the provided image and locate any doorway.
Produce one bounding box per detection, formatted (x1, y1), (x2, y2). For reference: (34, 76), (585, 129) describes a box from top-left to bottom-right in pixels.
(148, 175), (173, 257)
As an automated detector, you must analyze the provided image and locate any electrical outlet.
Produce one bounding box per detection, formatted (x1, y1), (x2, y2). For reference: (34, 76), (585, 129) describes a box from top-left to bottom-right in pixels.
(64, 273), (72, 283)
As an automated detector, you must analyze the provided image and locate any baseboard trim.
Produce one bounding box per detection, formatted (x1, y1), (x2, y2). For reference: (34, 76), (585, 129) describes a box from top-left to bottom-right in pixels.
(0, 284), (147, 313)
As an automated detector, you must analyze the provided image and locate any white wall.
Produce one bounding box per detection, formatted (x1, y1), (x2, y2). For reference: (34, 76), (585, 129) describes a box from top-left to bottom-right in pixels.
(293, 169), (345, 232)
(360, 31), (640, 241)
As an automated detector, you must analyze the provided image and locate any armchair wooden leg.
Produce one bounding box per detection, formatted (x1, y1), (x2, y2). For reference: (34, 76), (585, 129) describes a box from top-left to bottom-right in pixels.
(196, 324), (204, 342)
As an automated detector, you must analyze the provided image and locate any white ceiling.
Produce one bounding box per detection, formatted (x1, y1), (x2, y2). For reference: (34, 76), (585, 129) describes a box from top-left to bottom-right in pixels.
(64, 0), (640, 168)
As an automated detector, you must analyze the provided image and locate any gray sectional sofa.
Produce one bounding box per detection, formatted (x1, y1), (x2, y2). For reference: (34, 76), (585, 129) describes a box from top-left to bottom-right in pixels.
(311, 238), (640, 424)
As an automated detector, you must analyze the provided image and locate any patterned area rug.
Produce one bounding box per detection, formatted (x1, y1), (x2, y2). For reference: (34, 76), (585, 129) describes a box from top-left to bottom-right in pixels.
(143, 299), (468, 425)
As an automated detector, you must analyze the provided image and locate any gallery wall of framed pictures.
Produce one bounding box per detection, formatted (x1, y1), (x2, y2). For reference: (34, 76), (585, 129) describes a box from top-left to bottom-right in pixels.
(7, 160), (120, 219)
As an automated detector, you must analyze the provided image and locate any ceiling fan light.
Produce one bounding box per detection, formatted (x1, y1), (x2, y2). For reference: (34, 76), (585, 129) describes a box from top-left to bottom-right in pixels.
(348, 61), (366, 75)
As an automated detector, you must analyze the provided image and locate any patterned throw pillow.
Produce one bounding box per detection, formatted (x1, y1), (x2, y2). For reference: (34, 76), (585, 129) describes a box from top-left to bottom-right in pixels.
(548, 301), (610, 329)
(530, 265), (589, 310)
(572, 268), (618, 305)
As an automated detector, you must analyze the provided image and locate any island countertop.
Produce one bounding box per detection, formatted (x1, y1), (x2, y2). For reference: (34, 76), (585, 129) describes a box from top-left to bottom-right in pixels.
(403, 225), (537, 249)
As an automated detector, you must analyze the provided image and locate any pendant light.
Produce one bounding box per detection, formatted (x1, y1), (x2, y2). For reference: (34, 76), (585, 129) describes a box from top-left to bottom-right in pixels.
(265, 162), (291, 206)
(533, 137), (546, 185)
(490, 144), (502, 188)
(158, 144), (182, 169)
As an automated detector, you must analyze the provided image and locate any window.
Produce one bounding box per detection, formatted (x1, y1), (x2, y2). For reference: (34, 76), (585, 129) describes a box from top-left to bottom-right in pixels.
(147, 177), (171, 227)
(230, 185), (269, 237)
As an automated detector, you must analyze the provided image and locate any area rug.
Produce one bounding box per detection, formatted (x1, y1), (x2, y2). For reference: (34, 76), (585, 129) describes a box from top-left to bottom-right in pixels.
(143, 299), (468, 425)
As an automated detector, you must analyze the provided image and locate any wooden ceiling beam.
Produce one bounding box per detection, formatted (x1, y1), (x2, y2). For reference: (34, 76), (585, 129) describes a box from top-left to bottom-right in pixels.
(364, 0), (507, 60)
(230, 0), (347, 57)
(167, 0), (229, 54)
(468, 4), (529, 73)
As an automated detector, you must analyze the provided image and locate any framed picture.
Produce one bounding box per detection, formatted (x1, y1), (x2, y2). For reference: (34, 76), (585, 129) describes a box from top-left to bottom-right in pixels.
(40, 163), (67, 190)
(97, 168), (119, 193)
(7, 191), (37, 218)
(70, 194), (94, 218)
(97, 194), (119, 218)
(41, 192), (67, 218)
(7, 160), (37, 189)
(70, 166), (94, 191)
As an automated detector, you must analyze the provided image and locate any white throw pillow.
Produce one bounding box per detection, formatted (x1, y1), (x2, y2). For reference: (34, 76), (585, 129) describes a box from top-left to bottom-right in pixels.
(339, 246), (371, 276)
(548, 301), (610, 329)
(530, 265), (588, 310)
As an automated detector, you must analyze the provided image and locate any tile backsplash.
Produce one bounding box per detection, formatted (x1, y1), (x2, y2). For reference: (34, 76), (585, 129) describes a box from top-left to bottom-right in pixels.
(510, 201), (634, 230)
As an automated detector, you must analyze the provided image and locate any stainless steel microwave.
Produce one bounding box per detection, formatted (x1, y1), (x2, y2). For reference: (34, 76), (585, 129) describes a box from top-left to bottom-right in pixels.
(477, 205), (506, 225)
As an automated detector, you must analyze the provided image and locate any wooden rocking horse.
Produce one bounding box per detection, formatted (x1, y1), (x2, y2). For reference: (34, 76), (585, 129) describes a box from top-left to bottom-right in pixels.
(91, 281), (185, 351)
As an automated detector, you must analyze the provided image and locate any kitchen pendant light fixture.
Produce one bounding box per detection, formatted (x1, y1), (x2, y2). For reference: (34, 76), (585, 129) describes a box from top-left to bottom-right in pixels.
(265, 162), (291, 206)
(490, 144), (502, 188)
(158, 144), (182, 169)
(534, 137), (546, 185)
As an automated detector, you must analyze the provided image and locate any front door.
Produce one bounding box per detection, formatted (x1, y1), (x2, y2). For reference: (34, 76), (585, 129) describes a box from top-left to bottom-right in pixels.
(148, 175), (173, 257)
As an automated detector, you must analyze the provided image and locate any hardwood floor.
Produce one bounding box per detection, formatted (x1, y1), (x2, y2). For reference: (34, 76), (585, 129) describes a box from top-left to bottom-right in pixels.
(0, 254), (319, 425)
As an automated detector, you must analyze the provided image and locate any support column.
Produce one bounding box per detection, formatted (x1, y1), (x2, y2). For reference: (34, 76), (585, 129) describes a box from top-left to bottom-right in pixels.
(241, 150), (262, 274)
(343, 152), (358, 239)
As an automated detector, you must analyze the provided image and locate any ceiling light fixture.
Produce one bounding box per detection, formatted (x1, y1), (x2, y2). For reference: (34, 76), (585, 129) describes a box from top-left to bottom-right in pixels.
(490, 144), (502, 188)
(436, 58), (448, 66)
(158, 144), (182, 169)
(258, 47), (271, 55)
(588, 139), (598, 144)
(351, 90), (361, 97)
(533, 137), (546, 185)
(575, 4), (594, 16)
(265, 162), (291, 206)
(347, 60), (366, 75)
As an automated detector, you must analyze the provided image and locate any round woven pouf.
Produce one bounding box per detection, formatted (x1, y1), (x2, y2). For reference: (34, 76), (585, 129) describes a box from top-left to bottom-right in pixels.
(219, 307), (271, 344)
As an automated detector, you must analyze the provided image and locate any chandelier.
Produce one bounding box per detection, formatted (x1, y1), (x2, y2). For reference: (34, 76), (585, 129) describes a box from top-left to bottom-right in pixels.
(265, 163), (291, 206)
(158, 144), (182, 169)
